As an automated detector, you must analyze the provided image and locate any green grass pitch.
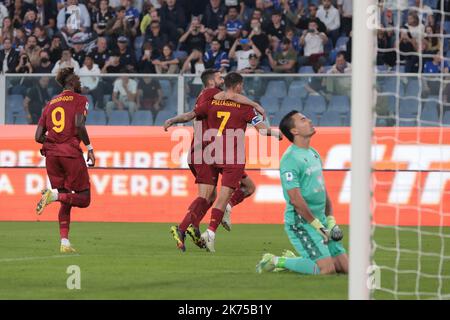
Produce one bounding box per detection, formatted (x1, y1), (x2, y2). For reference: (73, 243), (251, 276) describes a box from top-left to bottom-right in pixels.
(0, 222), (448, 299)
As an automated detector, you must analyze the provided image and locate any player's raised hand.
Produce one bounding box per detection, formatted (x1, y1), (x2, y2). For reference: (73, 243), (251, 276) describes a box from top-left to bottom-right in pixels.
(87, 150), (96, 167)
(164, 119), (174, 131)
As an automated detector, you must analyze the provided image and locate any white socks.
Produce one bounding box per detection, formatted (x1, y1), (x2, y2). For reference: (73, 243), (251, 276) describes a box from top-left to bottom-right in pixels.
(50, 190), (58, 202)
(206, 229), (215, 239)
(61, 238), (71, 246)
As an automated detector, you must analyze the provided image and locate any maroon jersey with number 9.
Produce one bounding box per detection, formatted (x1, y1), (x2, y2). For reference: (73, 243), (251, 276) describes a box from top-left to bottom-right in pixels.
(38, 90), (89, 158)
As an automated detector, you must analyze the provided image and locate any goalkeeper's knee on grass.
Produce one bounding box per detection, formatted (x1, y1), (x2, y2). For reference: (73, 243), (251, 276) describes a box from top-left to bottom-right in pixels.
(276, 256), (320, 275)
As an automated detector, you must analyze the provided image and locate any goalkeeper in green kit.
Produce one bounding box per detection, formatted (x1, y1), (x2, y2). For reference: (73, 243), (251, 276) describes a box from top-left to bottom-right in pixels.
(256, 111), (348, 275)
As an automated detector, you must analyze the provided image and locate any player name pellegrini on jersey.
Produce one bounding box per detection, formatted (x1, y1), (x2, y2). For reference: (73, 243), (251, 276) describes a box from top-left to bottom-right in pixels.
(187, 121), (279, 166)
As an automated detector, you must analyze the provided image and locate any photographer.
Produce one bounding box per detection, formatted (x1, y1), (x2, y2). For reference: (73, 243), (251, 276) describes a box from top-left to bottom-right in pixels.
(299, 21), (327, 67)
(16, 53), (33, 73)
(178, 17), (207, 55)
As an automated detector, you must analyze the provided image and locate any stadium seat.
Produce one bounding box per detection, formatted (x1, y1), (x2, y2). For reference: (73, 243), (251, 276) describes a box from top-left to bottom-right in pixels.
(398, 119), (417, 127)
(159, 80), (172, 98)
(424, 0), (438, 8)
(260, 95), (280, 114)
(7, 94), (24, 114)
(404, 78), (421, 97)
(443, 111), (450, 126)
(86, 109), (107, 125)
(14, 114), (28, 124)
(399, 98), (420, 116)
(335, 36), (349, 51)
(375, 117), (388, 127)
(154, 109), (177, 125)
(288, 80), (308, 99)
(299, 66), (314, 74)
(381, 77), (404, 95)
(131, 110), (153, 126)
(5, 110), (14, 124)
(265, 80), (287, 98)
(420, 103), (440, 126)
(280, 96), (302, 110)
(329, 95), (350, 114)
(303, 95), (327, 115)
(107, 110), (130, 125)
(319, 110), (342, 126)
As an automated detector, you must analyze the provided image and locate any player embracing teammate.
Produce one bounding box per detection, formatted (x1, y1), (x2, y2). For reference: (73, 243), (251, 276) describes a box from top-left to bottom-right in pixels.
(165, 71), (282, 252)
(35, 67), (95, 253)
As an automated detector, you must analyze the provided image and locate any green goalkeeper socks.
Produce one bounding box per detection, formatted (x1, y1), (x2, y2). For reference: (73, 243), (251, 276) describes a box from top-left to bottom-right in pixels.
(277, 257), (320, 275)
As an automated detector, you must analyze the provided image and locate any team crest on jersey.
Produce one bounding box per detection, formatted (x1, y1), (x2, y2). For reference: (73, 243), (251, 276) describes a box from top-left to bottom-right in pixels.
(285, 172), (293, 181)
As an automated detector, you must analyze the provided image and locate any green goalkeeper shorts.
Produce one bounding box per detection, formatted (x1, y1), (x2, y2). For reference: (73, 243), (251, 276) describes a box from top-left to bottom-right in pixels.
(284, 223), (346, 262)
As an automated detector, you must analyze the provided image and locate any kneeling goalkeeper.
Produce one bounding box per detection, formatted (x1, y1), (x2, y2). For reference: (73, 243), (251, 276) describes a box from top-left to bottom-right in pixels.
(256, 111), (348, 275)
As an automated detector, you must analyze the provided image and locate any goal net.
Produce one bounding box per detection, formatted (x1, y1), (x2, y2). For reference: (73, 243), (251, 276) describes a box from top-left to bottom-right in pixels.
(368, 0), (450, 299)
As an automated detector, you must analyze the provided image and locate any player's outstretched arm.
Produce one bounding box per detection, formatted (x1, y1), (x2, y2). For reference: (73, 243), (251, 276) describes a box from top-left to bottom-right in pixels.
(75, 113), (95, 167)
(253, 121), (283, 140)
(287, 188), (330, 243)
(214, 91), (266, 119)
(164, 110), (197, 131)
(34, 125), (47, 144)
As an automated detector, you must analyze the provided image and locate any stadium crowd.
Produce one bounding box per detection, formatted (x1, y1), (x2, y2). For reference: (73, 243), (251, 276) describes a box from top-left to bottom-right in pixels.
(1, 0), (450, 125)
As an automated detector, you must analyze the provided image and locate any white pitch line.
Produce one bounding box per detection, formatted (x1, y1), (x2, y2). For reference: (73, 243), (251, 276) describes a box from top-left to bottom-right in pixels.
(0, 254), (80, 263)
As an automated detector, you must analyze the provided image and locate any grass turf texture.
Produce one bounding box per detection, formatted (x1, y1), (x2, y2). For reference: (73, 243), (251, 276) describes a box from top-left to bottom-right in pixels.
(0, 222), (448, 299)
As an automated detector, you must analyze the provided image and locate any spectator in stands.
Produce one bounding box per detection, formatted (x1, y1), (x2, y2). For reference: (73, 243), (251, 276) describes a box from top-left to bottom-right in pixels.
(23, 9), (38, 36)
(140, 4), (157, 35)
(0, 38), (19, 73)
(316, 0), (340, 46)
(10, 0), (36, 29)
(15, 52), (33, 73)
(240, 53), (264, 73)
(266, 37), (297, 73)
(57, 0), (91, 44)
(181, 48), (205, 75)
(179, 16), (207, 55)
(90, 36), (110, 69)
(424, 25), (440, 56)
(225, 6), (243, 39)
(264, 9), (286, 40)
(79, 54), (104, 109)
(304, 61), (327, 96)
(13, 27), (27, 52)
(106, 6), (135, 41)
(145, 21), (170, 53)
(153, 43), (179, 74)
(245, 18), (270, 60)
(326, 51), (351, 96)
(106, 73), (138, 116)
(71, 36), (86, 67)
(337, 0), (352, 36)
(0, 17), (14, 44)
(102, 52), (122, 73)
(137, 77), (163, 115)
(116, 35), (137, 72)
(138, 41), (157, 73)
(122, 0), (140, 37)
(34, 25), (50, 49)
(404, 11), (425, 43)
(49, 34), (64, 64)
(413, 0), (433, 24)
(204, 38), (229, 72)
(252, 3), (271, 28)
(0, 2), (8, 29)
(52, 48), (80, 74)
(35, 0), (57, 30)
(397, 27), (420, 73)
(160, 0), (187, 37)
(229, 37), (261, 71)
(147, 4), (178, 44)
(284, 27), (301, 52)
(23, 76), (50, 124)
(202, 0), (227, 32)
(92, 0), (115, 37)
(377, 29), (395, 67)
(216, 23), (234, 54)
(298, 20), (328, 67)
(23, 35), (41, 69)
(424, 52), (449, 73)
(34, 49), (54, 73)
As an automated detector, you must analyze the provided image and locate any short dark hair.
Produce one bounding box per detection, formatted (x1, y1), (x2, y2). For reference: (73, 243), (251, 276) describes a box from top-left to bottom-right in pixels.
(336, 51), (347, 59)
(279, 110), (299, 143)
(224, 72), (243, 89)
(200, 68), (218, 86)
(56, 67), (75, 88)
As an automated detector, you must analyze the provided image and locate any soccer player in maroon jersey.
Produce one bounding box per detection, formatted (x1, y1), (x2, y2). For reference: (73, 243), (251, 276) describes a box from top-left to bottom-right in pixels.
(165, 69), (265, 251)
(194, 72), (282, 252)
(34, 67), (96, 253)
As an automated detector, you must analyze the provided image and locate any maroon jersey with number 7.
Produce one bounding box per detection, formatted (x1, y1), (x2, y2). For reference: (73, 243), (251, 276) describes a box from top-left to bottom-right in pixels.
(38, 90), (89, 158)
(194, 98), (262, 167)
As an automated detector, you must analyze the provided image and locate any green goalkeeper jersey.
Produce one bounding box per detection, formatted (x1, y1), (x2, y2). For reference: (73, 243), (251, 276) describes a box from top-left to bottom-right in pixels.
(280, 144), (327, 226)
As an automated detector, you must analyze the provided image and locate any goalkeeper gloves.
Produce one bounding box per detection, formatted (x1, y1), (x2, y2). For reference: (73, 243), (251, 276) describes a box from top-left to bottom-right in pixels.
(310, 218), (329, 244)
(326, 216), (344, 241)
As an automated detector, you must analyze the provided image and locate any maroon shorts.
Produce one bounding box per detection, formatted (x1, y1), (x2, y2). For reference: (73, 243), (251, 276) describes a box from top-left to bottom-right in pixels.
(46, 155), (90, 192)
(188, 163), (218, 186)
(214, 166), (246, 189)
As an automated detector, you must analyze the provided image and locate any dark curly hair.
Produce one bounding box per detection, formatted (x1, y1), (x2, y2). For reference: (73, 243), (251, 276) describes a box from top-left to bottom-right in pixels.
(55, 67), (75, 88)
